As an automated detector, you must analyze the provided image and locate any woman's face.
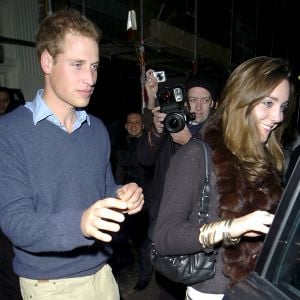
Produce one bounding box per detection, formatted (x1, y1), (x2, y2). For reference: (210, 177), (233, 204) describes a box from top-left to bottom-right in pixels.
(252, 79), (290, 144)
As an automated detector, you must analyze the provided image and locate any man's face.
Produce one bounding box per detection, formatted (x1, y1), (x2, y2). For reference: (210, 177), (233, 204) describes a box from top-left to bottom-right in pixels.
(187, 87), (214, 123)
(125, 113), (143, 137)
(42, 32), (99, 109)
(0, 91), (10, 114)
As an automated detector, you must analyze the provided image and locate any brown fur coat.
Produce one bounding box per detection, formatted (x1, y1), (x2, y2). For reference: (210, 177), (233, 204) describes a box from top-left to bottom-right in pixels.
(203, 121), (283, 285)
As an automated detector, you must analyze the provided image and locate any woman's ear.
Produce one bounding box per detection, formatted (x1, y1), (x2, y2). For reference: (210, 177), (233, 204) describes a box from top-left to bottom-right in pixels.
(40, 50), (53, 75)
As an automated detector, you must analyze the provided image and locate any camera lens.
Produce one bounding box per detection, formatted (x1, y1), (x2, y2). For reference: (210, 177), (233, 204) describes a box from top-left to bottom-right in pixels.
(164, 113), (185, 133)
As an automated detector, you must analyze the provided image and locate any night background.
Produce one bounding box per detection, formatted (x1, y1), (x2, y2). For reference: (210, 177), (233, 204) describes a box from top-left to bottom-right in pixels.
(43, 0), (299, 130)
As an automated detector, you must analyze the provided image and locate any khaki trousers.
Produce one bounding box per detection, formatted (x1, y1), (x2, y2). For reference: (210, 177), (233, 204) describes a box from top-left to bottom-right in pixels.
(20, 264), (119, 300)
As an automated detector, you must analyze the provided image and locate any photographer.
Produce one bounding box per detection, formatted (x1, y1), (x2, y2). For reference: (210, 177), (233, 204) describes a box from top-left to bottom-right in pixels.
(137, 69), (219, 300)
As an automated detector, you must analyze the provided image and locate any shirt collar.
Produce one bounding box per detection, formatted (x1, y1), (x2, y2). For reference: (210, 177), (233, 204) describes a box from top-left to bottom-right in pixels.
(25, 89), (91, 127)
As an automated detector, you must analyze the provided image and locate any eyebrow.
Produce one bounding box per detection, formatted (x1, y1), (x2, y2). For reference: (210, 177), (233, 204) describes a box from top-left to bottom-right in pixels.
(265, 96), (280, 101)
(188, 96), (211, 99)
(68, 59), (99, 65)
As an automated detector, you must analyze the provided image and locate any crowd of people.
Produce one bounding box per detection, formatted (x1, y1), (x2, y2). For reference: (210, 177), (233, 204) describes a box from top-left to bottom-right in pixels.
(0, 7), (299, 300)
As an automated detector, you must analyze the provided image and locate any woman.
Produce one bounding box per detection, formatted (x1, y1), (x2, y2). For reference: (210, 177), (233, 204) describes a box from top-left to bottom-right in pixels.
(153, 56), (294, 300)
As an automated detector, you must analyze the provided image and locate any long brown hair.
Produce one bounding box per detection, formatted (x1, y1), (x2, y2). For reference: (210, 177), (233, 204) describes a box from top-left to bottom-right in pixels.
(210, 56), (294, 181)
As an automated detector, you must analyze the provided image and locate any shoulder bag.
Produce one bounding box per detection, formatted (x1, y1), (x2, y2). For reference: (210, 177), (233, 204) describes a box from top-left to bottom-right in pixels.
(150, 138), (216, 285)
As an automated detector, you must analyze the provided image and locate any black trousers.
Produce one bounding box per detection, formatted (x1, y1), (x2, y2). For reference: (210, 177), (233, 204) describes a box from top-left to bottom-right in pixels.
(156, 271), (186, 300)
(110, 211), (153, 281)
(136, 237), (153, 281)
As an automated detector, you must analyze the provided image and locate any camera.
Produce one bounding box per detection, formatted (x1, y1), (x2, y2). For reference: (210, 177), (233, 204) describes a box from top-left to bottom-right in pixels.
(157, 85), (195, 133)
(153, 71), (166, 82)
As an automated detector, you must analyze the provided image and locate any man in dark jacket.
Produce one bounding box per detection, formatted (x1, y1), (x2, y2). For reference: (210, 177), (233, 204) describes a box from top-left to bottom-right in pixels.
(111, 112), (154, 291)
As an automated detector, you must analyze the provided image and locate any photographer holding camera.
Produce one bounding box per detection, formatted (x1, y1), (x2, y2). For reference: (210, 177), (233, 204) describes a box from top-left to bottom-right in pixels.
(137, 69), (219, 300)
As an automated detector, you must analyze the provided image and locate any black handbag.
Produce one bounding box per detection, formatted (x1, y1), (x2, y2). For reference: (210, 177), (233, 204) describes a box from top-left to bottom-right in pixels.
(150, 139), (216, 285)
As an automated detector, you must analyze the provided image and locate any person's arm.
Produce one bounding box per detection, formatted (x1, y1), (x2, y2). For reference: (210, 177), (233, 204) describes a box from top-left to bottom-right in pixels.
(137, 106), (169, 166)
(198, 210), (274, 249)
(142, 69), (158, 130)
(170, 125), (192, 145)
(153, 140), (209, 255)
(0, 124), (143, 251)
(142, 108), (154, 131)
(153, 140), (275, 255)
(137, 124), (168, 166)
(144, 69), (158, 110)
(81, 182), (144, 242)
(0, 132), (94, 253)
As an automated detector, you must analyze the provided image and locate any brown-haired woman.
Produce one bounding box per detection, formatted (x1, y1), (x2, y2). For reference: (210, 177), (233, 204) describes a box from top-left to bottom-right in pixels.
(153, 56), (294, 300)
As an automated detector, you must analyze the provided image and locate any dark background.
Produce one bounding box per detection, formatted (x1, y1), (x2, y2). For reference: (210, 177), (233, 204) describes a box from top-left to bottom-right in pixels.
(35, 0), (300, 130)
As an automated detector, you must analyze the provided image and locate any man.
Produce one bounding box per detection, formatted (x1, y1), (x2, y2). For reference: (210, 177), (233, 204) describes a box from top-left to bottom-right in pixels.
(137, 69), (219, 300)
(114, 112), (150, 187)
(0, 87), (12, 115)
(124, 112), (144, 137)
(0, 9), (143, 300)
(111, 112), (153, 291)
(0, 87), (25, 116)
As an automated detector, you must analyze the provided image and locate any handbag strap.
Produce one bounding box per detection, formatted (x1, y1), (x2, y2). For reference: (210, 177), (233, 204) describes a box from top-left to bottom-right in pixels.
(190, 138), (211, 223)
(191, 138), (217, 256)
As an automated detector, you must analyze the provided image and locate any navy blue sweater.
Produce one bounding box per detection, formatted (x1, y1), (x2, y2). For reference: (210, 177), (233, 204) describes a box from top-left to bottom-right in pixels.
(0, 106), (118, 279)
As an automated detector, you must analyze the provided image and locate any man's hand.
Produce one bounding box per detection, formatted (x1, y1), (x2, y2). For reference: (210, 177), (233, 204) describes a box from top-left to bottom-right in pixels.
(152, 106), (166, 134)
(80, 183), (144, 242)
(116, 182), (144, 215)
(170, 125), (192, 145)
(81, 198), (128, 242)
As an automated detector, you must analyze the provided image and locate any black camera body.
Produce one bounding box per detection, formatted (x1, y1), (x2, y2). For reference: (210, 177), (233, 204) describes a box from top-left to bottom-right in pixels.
(158, 85), (195, 133)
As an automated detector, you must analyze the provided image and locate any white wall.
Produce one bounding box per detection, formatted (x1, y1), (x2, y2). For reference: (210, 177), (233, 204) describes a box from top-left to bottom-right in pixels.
(0, 0), (43, 100)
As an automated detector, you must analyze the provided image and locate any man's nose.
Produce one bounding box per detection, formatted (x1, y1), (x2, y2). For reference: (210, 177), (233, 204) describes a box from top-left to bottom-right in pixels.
(195, 100), (203, 109)
(83, 69), (96, 86)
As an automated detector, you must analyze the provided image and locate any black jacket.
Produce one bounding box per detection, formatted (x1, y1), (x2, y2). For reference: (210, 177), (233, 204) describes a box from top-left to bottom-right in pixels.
(114, 133), (154, 188)
(137, 122), (203, 239)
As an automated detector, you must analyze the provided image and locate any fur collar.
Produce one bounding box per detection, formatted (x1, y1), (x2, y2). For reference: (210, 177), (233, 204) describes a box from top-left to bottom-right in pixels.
(204, 121), (282, 285)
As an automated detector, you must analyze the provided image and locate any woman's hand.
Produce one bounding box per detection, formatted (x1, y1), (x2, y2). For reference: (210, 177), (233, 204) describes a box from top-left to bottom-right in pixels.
(232, 210), (274, 237)
(199, 210), (275, 247)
